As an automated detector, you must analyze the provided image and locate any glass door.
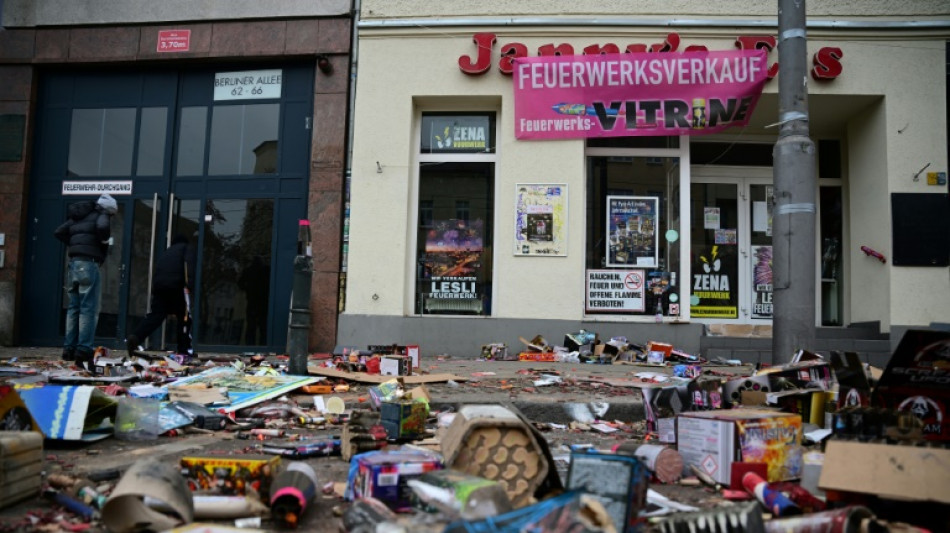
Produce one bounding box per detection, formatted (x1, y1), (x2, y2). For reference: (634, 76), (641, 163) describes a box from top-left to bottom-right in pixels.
(689, 182), (740, 319)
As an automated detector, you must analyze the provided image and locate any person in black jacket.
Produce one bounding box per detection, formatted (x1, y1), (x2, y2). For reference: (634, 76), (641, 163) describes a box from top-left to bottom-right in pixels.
(54, 193), (116, 368)
(126, 233), (197, 357)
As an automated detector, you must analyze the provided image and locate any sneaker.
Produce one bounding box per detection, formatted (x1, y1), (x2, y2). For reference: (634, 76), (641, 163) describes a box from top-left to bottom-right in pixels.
(62, 348), (75, 361)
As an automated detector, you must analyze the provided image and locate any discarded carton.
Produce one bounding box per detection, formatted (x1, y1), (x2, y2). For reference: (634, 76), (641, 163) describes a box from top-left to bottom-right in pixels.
(440, 405), (550, 508)
(677, 409), (802, 485)
(380, 355), (411, 376)
(872, 329), (950, 441)
(16, 384), (117, 441)
(641, 377), (724, 443)
(567, 451), (649, 532)
(0, 431), (43, 509)
(380, 397), (429, 439)
(180, 455), (280, 499)
(819, 439), (950, 505)
(831, 351), (872, 408)
(346, 447), (443, 512)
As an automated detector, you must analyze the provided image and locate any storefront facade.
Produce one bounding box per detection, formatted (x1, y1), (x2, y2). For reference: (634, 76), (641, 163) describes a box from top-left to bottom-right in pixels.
(0, 1), (352, 352)
(340, 2), (950, 359)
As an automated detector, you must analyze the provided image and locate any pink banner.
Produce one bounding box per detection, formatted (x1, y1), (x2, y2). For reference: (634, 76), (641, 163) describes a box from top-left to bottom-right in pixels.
(513, 50), (768, 140)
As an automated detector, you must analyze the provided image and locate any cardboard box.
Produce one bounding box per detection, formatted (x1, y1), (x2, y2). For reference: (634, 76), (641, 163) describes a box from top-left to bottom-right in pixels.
(641, 377), (724, 443)
(180, 455), (280, 499)
(677, 409), (802, 484)
(872, 329), (950, 441)
(518, 351), (556, 362)
(349, 447), (443, 512)
(406, 345), (420, 370)
(381, 398), (429, 439)
(380, 355), (411, 376)
(819, 439), (950, 504)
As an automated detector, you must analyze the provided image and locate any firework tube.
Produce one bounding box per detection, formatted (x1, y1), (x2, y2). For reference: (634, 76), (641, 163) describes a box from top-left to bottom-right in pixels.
(764, 506), (875, 533)
(742, 471), (801, 517)
(270, 462), (319, 529)
(614, 442), (684, 483)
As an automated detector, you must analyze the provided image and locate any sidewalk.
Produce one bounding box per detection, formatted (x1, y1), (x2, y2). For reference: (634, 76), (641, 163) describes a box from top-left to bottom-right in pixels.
(0, 346), (755, 424)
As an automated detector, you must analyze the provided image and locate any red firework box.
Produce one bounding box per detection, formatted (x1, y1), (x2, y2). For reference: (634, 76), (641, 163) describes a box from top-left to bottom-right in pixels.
(180, 455), (280, 499)
(518, 351), (556, 362)
(350, 447), (443, 512)
(677, 409), (802, 485)
(872, 329), (950, 441)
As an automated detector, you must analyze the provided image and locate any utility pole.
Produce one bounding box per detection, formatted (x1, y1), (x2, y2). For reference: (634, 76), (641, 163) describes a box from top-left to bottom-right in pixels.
(772, 0), (817, 362)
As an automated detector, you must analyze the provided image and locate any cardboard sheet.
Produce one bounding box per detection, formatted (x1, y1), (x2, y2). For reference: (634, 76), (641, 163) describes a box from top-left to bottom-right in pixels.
(16, 384), (116, 441)
(819, 440), (950, 504)
(102, 458), (194, 533)
(166, 367), (317, 413)
(308, 366), (468, 384)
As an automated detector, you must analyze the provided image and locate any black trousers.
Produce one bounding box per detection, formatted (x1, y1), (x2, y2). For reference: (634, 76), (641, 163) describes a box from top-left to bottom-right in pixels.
(133, 288), (192, 354)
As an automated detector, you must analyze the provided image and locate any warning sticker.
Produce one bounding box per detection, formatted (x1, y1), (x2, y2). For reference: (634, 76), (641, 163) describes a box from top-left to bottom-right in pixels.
(586, 269), (645, 313)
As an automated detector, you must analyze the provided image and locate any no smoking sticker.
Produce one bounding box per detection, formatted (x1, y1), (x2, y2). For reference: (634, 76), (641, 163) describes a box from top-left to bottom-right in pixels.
(624, 272), (643, 290)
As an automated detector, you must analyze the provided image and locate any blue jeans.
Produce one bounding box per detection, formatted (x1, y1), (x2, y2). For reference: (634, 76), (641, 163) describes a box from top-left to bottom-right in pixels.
(64, 259), (101, 356)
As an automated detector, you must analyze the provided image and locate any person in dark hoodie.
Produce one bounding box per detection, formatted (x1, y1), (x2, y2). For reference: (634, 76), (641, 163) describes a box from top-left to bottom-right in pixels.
(126, 233), (197, 357)
(54, 193), (116, 368)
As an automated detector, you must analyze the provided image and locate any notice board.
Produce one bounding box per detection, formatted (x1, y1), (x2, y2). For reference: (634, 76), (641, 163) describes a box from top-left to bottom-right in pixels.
(891, 193), (949, 266)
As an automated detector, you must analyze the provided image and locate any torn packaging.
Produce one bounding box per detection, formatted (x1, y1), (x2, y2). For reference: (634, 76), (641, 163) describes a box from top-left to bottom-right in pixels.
(102, 459), (193, 533)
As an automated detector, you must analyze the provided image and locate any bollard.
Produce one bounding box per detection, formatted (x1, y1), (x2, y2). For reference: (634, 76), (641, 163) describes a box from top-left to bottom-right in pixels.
(287, 220), (312, 375)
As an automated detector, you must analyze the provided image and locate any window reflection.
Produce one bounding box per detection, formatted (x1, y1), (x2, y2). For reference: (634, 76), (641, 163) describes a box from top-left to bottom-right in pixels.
(198, 199), (273, 345)
(208, 104), (279, 175)
(67, 108), (135, 176)
(137, 107), (167, 176)
(176, 107), (207, 176)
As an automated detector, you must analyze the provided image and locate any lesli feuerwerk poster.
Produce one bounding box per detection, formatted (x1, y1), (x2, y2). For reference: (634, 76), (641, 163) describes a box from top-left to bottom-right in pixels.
(606, 195), (658, 268)
(421, 219), (486, 309)
(514, 184), (567, 256)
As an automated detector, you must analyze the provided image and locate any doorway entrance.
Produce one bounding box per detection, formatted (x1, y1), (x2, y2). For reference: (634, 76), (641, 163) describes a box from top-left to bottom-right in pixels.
(689, 176), (774, 323)
(22, 65), (314, 352)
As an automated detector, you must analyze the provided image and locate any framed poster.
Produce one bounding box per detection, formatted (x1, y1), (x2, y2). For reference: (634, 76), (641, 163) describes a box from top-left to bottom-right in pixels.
(514, 184), (567, 256)
(606, 196), (658, 268)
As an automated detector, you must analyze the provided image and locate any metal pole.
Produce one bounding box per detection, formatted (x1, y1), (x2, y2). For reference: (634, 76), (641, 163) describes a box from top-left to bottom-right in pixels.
(772, 0), (817, 362)
(287, 220), (313, 375)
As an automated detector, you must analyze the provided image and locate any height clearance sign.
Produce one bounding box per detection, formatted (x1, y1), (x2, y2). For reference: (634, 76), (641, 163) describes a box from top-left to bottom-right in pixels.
(586, 269), (646, 313)
(513, 50), (768, 139)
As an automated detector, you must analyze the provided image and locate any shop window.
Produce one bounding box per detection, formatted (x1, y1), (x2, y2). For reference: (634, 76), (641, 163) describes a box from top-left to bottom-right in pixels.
(586, 154), (682, 317)
(416, 113), (495, 316)
(67, 108), (136, 176)
(208, 104), (280, 175)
